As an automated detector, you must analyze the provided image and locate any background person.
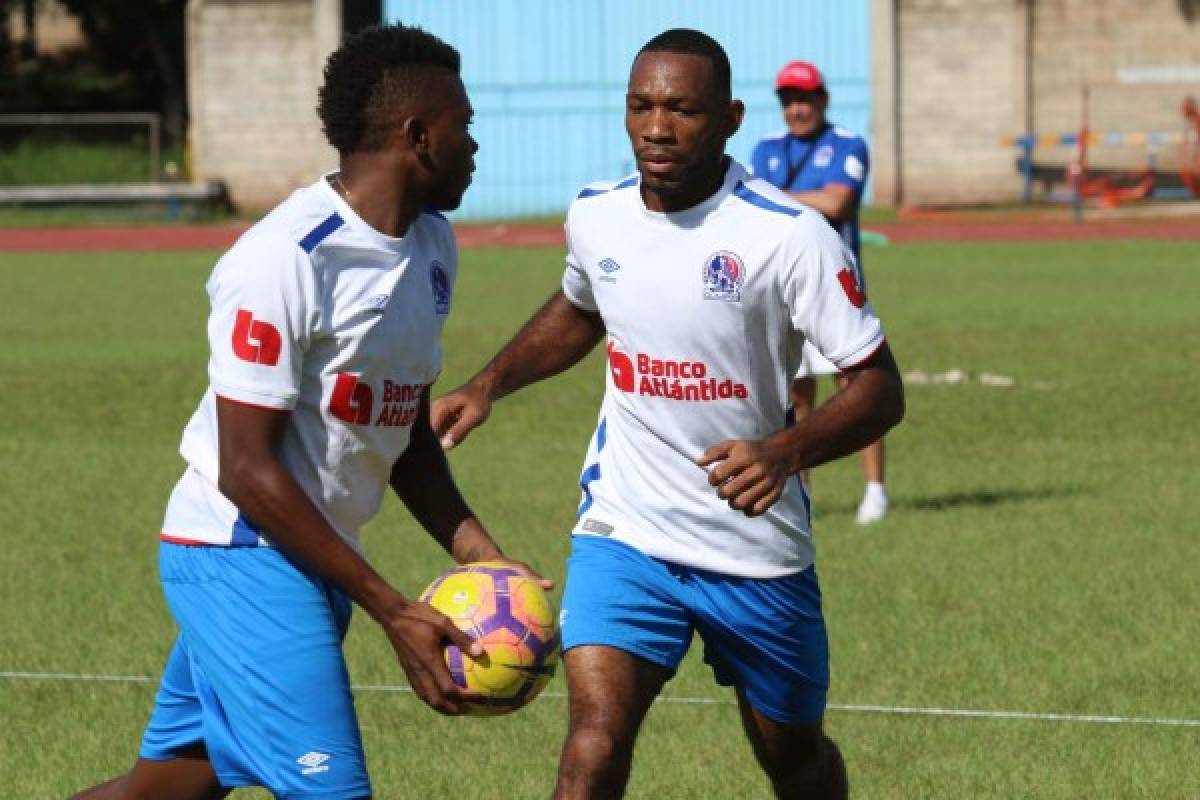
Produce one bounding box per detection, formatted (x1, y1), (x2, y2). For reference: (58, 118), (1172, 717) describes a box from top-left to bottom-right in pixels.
(750, 60), (888, 525)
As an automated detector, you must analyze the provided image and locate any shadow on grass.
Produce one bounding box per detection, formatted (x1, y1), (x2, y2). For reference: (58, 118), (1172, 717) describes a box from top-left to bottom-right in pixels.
(816, 485), (1084, 517)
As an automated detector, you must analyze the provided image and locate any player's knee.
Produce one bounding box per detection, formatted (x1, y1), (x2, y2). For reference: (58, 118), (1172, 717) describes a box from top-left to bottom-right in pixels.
(561, 722), (633, 776)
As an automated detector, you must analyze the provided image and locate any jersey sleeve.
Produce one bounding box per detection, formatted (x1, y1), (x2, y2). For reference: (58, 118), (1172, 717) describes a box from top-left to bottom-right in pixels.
(782, 215), (883, 370)
(829, 136), (869, 195)
(560, 215), (597, 312)
(204, 233), (320, 410)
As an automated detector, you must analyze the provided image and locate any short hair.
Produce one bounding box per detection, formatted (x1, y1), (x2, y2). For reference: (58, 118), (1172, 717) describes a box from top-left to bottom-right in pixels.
(636, 28), (732, 100)
(317, 24), (460, 156)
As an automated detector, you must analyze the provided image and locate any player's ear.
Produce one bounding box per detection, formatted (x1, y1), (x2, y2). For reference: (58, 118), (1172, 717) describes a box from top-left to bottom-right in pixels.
(725, 98), (745, 139)
(401, 116), (429, 156)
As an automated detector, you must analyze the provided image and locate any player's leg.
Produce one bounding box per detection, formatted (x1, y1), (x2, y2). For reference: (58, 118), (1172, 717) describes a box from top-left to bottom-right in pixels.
(554, 645), (674, 799)
(689, 562), (844, 797)
(833, 372), (889, 524)
(735, 697), (847, 799)
(150, 542), (371, 798)
(71, 633), (229, 800)
(553, 535), (693, 799)
(70, 747), (230, 800)
(789, 376), (817, 485)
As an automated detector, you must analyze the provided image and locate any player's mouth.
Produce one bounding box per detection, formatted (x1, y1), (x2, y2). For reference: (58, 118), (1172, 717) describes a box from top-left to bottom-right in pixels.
(638, 152), (683, 178)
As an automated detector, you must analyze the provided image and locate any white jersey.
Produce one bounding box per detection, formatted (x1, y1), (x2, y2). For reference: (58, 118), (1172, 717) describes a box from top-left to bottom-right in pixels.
(562, 159), (884, 578)
(161, 175), (456, 551)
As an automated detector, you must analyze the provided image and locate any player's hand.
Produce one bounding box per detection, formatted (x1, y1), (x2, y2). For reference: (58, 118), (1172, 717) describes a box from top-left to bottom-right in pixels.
(487, 556), (555, 592)
(696, 438), (794, 517)
(431, 381), (492, 450)
(378, 597), (484, 715)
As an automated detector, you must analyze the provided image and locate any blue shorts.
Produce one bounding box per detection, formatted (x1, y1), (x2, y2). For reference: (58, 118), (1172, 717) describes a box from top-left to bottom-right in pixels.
(560, 535), (829, 725)
(140, 542), (371, 799)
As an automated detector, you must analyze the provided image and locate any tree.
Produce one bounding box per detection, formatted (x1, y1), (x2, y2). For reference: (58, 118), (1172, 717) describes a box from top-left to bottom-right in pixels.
(59, 0), (187, 145)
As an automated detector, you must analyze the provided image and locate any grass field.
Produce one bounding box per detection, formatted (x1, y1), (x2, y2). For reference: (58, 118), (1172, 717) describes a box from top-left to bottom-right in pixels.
(1, 239), (1197, 798)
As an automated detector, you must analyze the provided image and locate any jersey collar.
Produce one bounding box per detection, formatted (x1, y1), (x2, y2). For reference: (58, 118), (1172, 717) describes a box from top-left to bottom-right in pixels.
(635, 158), (745, 227)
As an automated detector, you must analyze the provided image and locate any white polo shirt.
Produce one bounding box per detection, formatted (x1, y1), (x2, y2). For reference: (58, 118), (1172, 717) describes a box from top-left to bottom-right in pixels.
(563, 159), (884, 578)
(161, 175), (456, 550)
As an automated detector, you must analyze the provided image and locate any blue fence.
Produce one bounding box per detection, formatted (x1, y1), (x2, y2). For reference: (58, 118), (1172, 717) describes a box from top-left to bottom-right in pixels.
(385, 0), (871, 219)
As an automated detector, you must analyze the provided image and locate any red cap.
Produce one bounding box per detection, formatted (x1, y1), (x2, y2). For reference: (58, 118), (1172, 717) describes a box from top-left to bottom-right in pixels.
(775, 61), (824, 92)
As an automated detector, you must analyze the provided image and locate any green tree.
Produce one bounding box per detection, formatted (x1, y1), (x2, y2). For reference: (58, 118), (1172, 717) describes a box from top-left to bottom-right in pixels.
(59, 0), (187, 145)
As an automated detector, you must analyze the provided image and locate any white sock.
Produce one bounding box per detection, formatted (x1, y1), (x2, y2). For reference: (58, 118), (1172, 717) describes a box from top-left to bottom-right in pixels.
(864, 481), (886, 502)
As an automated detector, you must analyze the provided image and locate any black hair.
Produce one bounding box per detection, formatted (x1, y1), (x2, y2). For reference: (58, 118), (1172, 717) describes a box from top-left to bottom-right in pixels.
(637, 28), (732, 100)
(317, 23), (460, 156)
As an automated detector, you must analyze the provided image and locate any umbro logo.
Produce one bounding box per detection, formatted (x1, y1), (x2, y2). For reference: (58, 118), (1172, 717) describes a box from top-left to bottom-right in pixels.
(297, 751), (331, 775)
(361, 293), (390, 314)
(598, 258), (621, 273)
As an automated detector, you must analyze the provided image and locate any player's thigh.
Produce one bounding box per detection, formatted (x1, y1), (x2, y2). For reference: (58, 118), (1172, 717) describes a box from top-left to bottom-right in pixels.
(735, 691), (828, 770)
(156, 543), (368, 798)
(560, 535), (693, 672)
(563, 645), (674, 738)
(124, 747), (231, 800)
(691, 564), (829, 726)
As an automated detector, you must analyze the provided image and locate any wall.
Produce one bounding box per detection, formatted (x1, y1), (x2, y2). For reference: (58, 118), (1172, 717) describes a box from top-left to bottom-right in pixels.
(1031, 0), (1200, 172)
(186, 0), (340, 210)
(874, 0), (1200, 206)
(387, 0), (873, 219)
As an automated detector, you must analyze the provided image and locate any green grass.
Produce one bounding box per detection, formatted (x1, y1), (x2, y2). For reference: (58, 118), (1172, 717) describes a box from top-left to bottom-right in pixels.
(1, 241), (1197, 798)
(0, 137), (178, 186)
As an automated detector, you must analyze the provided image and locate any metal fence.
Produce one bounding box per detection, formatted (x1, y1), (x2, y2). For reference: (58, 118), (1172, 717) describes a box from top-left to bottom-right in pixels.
(0, 112), (162, 183)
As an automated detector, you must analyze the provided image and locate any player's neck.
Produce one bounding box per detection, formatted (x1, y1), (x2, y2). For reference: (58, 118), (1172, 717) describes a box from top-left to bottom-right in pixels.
(333, 155), (424, 238)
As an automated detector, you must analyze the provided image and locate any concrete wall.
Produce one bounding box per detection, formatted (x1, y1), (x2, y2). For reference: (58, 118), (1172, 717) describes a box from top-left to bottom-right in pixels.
(1031, 0), (1200, 172)
(873, 0), (1200, 206)
(872, 0), (1032, 206)
(187, 0), (340, 210)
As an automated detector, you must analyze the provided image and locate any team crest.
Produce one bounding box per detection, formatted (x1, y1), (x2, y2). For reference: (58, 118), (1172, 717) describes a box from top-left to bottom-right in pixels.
(814, 144), (834, 168)
(703, 251), (744, 302)
(430, 260), (450, 315)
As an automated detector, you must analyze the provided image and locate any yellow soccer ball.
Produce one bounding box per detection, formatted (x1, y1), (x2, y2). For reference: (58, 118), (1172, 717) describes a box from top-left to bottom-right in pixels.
(419, 561), (559, 716)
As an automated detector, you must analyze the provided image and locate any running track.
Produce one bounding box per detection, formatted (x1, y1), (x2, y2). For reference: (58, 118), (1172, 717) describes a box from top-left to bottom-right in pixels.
(2, 217), (1199, 252)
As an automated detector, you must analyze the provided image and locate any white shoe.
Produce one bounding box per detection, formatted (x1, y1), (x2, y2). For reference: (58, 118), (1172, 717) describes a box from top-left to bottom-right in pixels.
(855, 486), (888, 525)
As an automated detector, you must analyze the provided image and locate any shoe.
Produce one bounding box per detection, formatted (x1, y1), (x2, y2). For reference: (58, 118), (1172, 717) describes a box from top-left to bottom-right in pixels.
(855, 487), (888, 525)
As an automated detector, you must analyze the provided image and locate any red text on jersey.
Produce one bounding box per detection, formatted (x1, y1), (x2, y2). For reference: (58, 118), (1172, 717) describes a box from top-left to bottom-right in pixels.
(330, 374), (427, 428)
(608, 342), (748, 402)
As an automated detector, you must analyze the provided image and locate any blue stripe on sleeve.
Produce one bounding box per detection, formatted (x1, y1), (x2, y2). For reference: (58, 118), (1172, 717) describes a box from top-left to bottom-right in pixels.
(298, 212), (345, 253)
(732, 182), (803, 218)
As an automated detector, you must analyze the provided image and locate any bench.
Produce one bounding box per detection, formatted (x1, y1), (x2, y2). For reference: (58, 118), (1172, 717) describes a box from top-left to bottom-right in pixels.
(0, 181), (231, 214)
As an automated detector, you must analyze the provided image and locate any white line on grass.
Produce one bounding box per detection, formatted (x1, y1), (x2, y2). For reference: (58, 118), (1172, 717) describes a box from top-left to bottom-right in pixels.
(4, 670), (1198, 728)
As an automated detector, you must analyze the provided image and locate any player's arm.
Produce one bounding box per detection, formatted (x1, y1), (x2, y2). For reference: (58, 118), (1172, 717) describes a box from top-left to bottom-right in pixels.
(787, 139), (868, 222)
(698, 343), (904, 516)
(215, 398), (482, 714)
(390, 391), (552, 586)
(785, 182), (858, 222)
(432, 289), (605, 448)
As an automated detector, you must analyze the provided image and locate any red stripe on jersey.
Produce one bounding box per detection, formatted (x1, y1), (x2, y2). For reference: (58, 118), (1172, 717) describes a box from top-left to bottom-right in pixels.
(160, 533), (211, 546)
(840, 337), (888, 371)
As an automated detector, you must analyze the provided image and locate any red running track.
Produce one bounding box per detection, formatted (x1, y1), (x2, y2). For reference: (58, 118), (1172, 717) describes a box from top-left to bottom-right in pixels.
(1, 218), (1198, 252)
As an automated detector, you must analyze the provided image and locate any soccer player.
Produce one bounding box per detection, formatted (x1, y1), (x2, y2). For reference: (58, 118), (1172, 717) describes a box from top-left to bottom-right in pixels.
(750, 60), (889, 525)
(72, 24), (546, 800)
(433, 29), (904, 800)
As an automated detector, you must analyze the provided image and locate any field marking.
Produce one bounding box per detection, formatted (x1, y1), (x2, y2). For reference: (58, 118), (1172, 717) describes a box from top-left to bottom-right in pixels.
(5, 670), (1199, 728)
